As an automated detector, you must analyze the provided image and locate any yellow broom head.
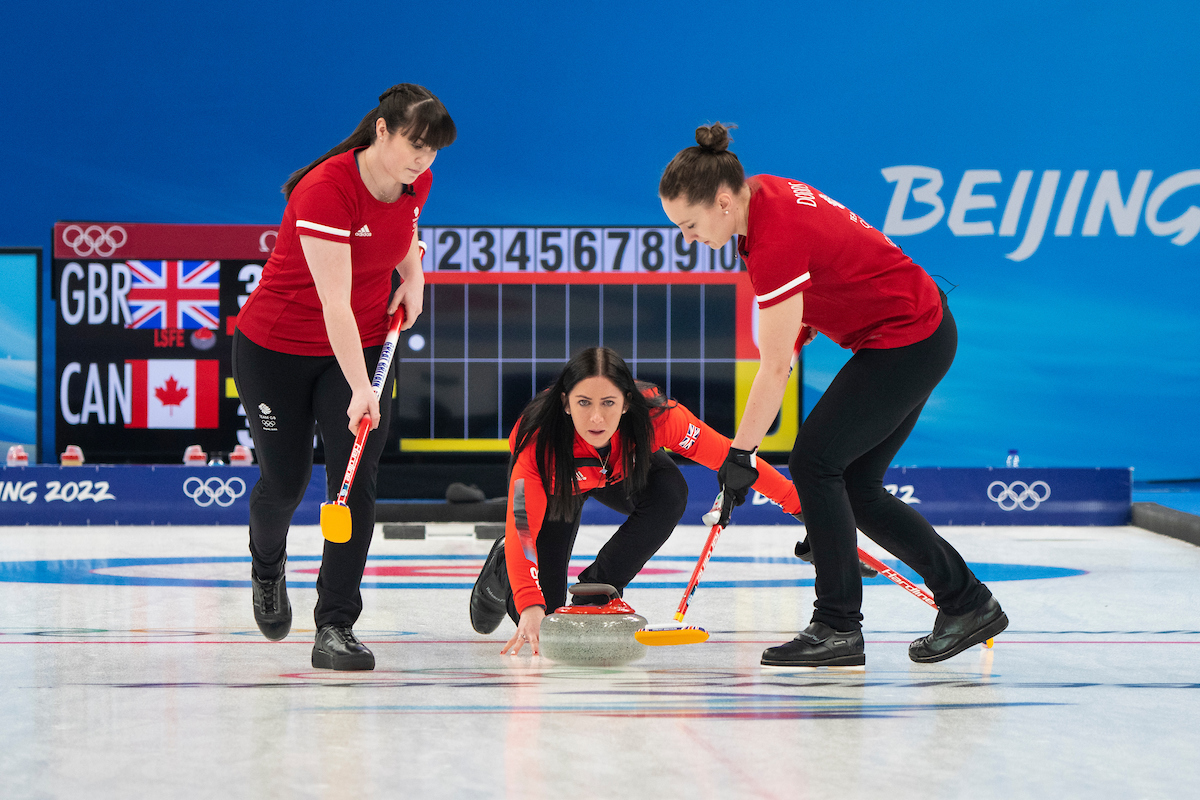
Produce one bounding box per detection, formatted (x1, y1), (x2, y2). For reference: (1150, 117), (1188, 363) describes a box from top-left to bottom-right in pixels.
(320, 502), (352, 543)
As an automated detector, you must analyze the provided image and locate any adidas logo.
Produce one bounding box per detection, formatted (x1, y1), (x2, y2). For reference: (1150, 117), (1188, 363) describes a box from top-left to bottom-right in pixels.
(354, 225), (372, 237)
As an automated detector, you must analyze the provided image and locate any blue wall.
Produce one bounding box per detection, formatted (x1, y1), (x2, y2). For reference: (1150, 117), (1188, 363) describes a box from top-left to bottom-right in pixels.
(2, 1), (1197, 479)
(0, 253), (38, 455)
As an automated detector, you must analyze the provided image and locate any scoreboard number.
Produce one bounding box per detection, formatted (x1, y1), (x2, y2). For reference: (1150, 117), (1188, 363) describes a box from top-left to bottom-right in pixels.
(469, 228), (501, 271)
(420, 227), (740, 274)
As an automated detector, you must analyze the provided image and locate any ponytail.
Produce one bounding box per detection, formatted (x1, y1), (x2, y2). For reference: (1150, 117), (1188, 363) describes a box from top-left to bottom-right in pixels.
(282, 83), (457, 199)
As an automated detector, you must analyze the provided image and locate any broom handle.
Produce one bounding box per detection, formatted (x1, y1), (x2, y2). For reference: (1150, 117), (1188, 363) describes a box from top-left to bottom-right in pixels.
(855, 546), (939, 609)
(674, 520), (725, 622)
(332, 309), (405, 506)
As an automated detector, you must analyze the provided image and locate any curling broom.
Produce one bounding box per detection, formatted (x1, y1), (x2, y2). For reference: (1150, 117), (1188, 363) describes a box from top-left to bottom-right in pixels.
(634, 494), (727, 646)
(319, 307), (406, 544)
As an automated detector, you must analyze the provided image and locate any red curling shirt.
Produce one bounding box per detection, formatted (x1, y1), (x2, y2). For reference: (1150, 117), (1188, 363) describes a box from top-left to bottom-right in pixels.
(505, 388), (803, 614)
(739, 174), (943, 352)
(237, 148), (431, 356)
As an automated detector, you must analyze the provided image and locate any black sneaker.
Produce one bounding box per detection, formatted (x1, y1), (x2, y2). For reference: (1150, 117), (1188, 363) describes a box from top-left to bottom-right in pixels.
(762, 622), (866, 667)
(311, 625), (375, 671)
(470, 536), (510, 634)
(251, 557), (291, 641)
(909, 596), (1009, 663)
(794, 539), (879, 578)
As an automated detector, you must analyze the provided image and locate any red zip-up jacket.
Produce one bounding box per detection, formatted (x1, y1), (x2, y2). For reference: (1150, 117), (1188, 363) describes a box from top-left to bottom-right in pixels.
(505, 389), (802, 614)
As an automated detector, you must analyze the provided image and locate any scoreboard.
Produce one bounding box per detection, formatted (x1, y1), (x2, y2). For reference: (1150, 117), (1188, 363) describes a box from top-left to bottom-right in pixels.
(402, 226), (799, 455)
(49, 222), (800, 464)
(51, 222), (275, 463)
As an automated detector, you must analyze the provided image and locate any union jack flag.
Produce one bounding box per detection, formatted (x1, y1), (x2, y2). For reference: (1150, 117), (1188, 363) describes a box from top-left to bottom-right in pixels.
(125, 260), (221, 330)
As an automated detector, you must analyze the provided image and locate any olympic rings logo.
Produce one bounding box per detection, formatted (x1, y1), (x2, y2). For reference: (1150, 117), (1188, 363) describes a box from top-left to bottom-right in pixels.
(183, 477), (247, 508)
(987, 480), (1051, 511)
(61, 224), (128, 257)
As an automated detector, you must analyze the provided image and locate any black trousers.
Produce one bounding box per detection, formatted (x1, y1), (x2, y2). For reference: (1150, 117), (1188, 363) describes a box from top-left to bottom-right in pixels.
(231, 330), (392, 628)
(507, 449), (689, 619)
(790, 296), (990, 630)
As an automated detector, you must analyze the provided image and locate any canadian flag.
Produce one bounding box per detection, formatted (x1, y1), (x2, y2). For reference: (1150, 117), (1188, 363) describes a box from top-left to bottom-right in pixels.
(126, 359), (219, 429)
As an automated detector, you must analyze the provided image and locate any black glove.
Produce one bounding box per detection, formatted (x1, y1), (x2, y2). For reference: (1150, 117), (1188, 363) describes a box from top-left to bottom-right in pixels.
(794, 534), (813, 562)
(793, 534), (879, 578)
(715, 447), (759, 526)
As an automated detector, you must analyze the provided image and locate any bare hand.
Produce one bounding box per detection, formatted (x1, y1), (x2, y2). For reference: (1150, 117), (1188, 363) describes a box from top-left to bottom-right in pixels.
(346, 385), (381, 434)
(502, 605), (545, 655)
(388, 280), (424, 330)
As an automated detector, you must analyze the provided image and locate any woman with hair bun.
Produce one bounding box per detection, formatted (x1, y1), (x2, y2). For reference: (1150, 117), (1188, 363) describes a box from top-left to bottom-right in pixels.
(659, 123), (1007, 667)
(233, 84), (455, 670)
(468, 346), (803, 655)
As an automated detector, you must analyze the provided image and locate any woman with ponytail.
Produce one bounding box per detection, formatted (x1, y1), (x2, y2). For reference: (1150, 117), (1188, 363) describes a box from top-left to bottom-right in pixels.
(659, 123), (1008, 667)
(233, 84), (455, 670)
(468, 347), (802, 655)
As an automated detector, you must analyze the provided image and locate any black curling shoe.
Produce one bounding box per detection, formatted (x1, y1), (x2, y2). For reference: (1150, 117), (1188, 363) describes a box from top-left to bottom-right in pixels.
(470, 536), (510, 634)
(251, 560), (292, 641)
(794, 539), (879, 578)
(762, 622), (866, 667)
(312, 625), (375, 671)
(909, 596), (1009, 663)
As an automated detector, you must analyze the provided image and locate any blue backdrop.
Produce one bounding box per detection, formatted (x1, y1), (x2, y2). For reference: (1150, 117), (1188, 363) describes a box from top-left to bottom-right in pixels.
(0, 253), (38, 456)
(1, 1), (1196, 479)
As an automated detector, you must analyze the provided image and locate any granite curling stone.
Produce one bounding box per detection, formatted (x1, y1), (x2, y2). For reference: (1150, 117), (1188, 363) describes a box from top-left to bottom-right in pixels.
(539, 583), (648, 666)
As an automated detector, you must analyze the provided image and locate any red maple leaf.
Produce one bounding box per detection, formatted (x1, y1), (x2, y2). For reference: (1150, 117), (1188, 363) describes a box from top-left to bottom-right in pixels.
(155, 375), (190, 411)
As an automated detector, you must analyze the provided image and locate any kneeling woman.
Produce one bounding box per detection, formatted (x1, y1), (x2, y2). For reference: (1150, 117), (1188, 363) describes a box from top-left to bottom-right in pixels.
(469, 346), (802, 655)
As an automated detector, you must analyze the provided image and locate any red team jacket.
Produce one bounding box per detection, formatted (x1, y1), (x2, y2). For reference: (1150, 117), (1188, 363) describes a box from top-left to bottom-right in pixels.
(505, 389), (803, 614)
(739, 174), (944, 352)
(238, 148), (431, 356)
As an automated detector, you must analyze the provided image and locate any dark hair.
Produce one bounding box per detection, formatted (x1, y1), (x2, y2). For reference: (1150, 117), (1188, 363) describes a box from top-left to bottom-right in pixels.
(282, 83), (457, 199)
(512, 347), (669, 521)
(658, 122), (745, 205)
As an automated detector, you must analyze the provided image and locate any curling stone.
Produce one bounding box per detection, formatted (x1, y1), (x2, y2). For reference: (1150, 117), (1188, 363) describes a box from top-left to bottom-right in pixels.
(539, 583), (648, 666)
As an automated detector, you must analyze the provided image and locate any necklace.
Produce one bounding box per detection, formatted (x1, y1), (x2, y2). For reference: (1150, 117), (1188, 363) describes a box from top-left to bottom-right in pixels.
(597, 446), (611, 476)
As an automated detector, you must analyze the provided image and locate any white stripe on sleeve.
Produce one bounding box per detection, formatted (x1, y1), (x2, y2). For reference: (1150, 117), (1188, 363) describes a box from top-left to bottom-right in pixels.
(755, 271), (811, 304)
(296, 220), (352, 237)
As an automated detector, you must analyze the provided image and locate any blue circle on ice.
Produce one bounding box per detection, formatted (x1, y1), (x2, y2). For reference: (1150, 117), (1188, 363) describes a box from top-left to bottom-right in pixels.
(0, 554), (1085, 589)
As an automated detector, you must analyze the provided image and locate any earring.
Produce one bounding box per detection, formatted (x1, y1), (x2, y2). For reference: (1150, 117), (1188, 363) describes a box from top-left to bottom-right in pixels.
(724, 210), (729, 215)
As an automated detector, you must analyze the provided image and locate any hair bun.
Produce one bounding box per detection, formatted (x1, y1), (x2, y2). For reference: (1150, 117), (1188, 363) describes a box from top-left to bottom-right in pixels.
(695, 122), (736, 153)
